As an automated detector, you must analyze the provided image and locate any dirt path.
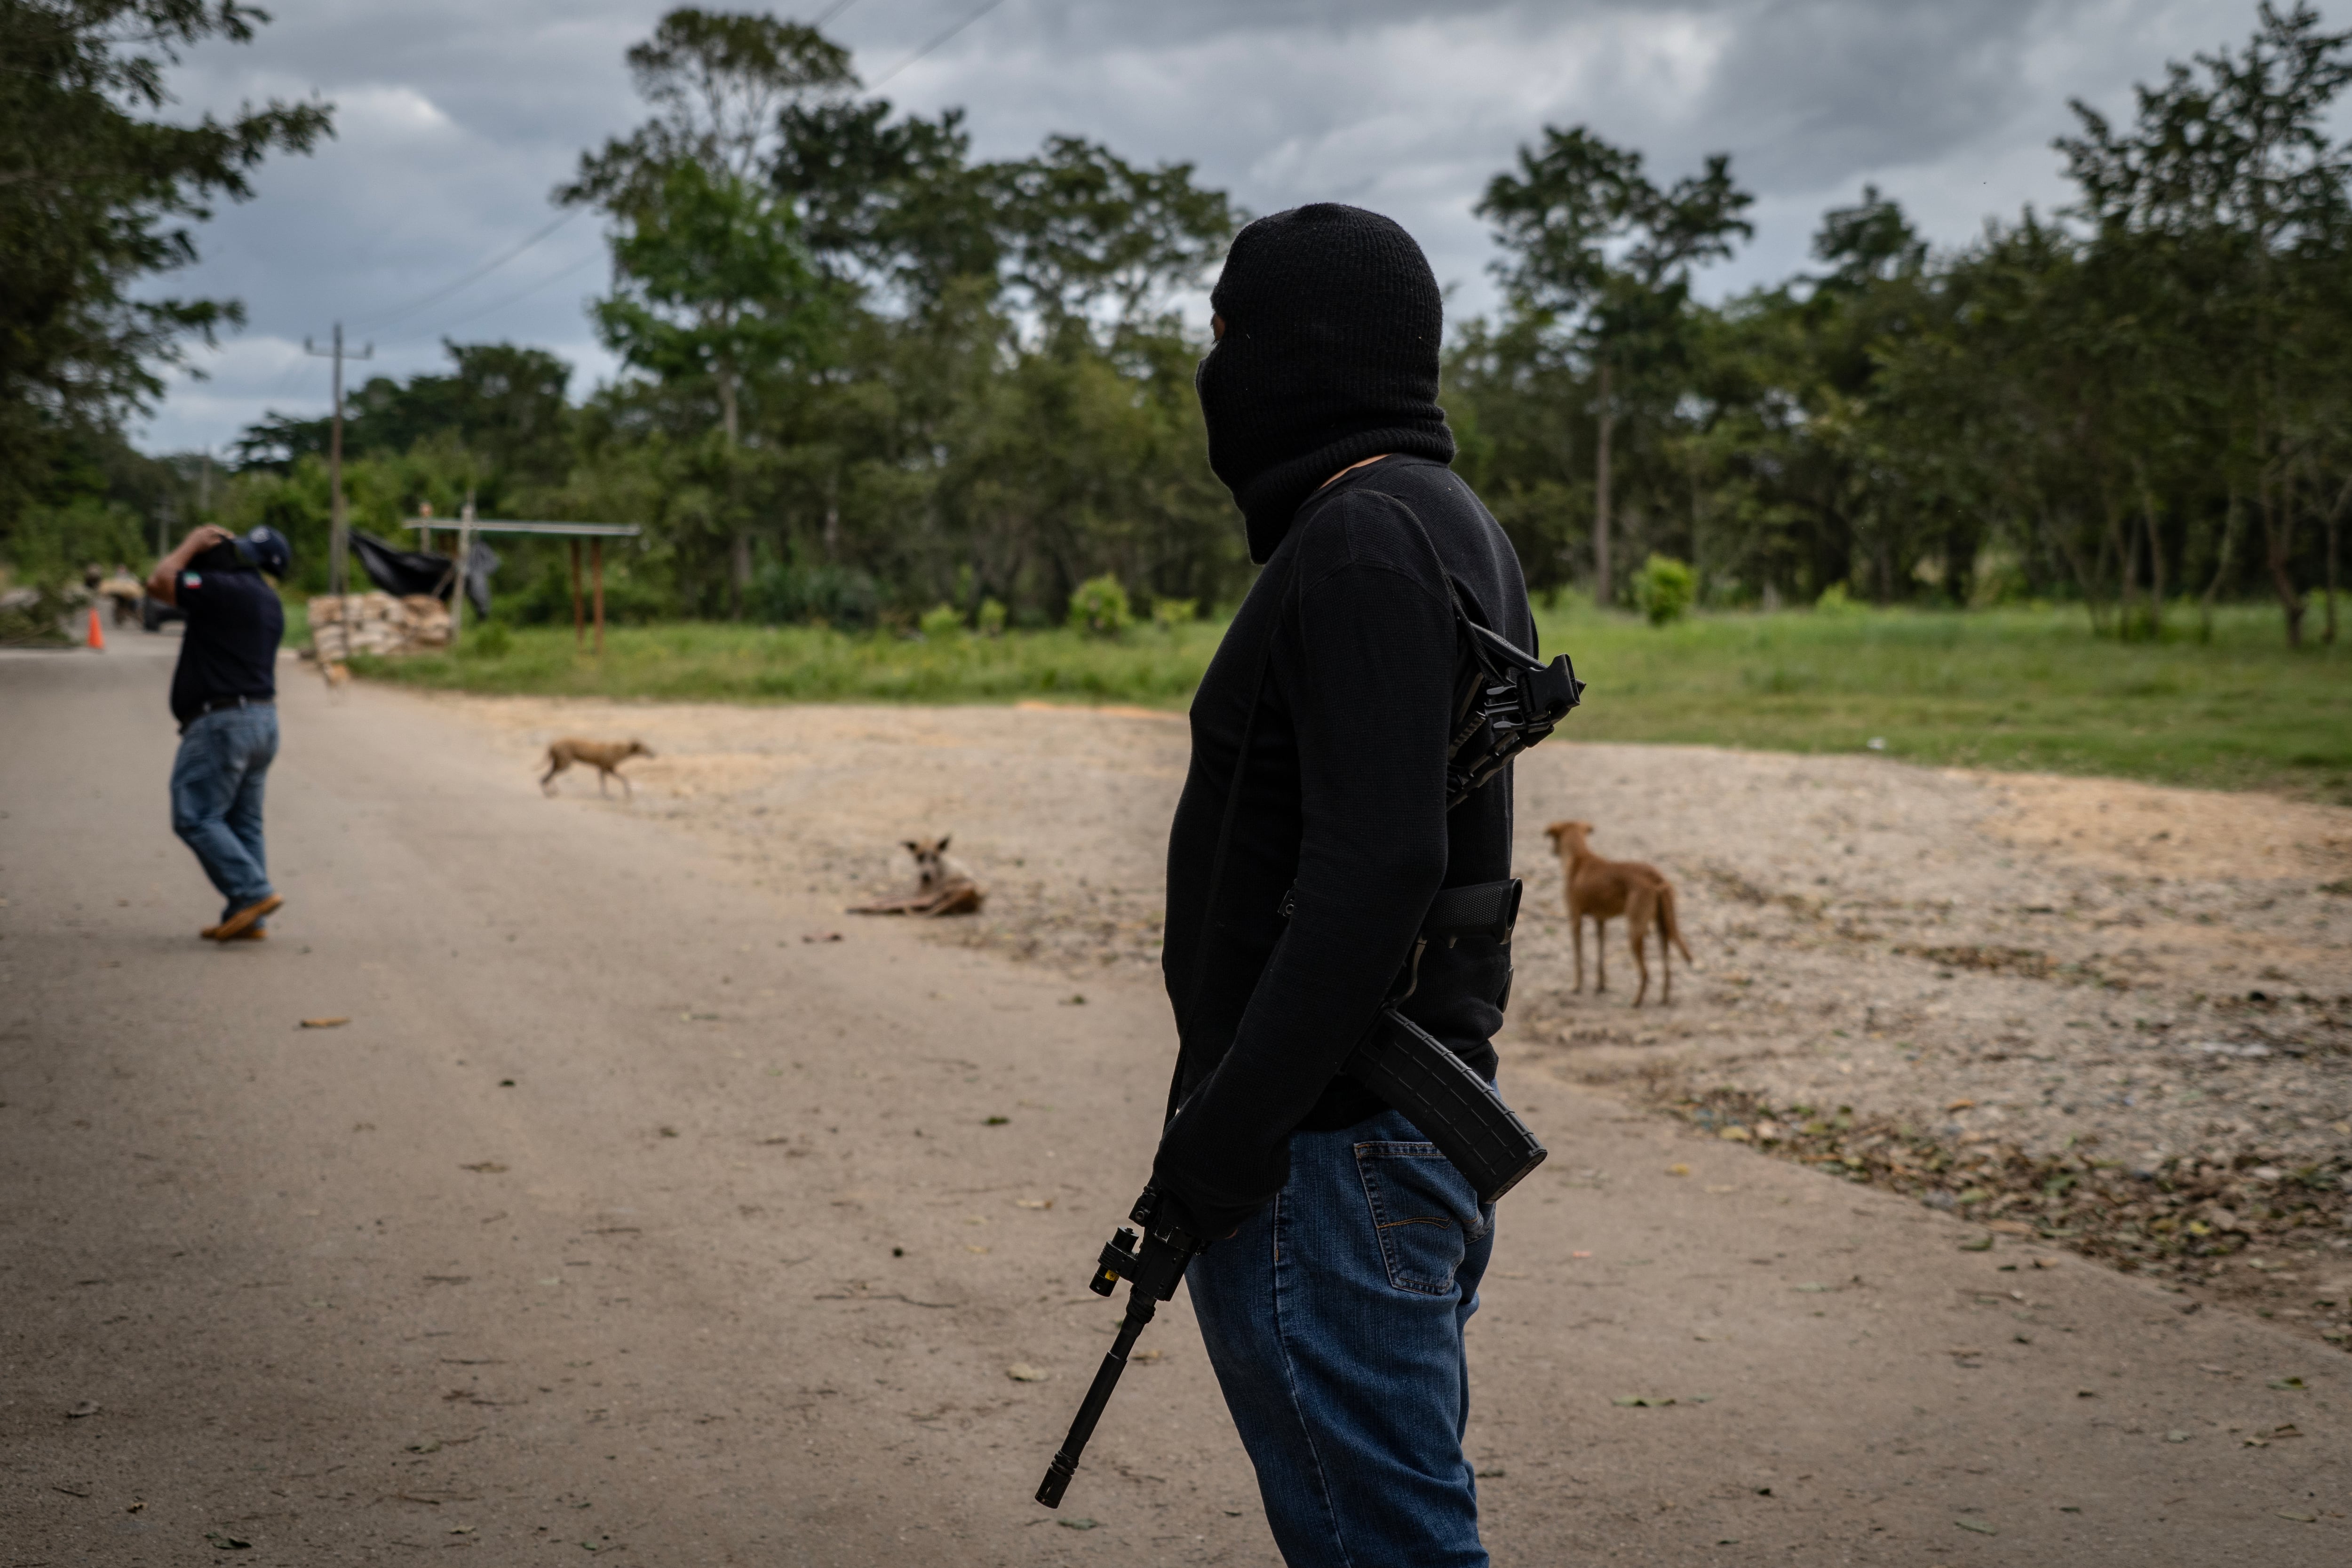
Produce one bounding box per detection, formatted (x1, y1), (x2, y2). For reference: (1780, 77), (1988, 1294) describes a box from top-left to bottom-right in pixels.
(2, 651), (2347, 1564)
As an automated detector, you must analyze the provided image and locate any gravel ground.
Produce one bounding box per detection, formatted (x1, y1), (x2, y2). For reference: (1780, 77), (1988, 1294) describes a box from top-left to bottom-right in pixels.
(444, 694), (2352, 1351)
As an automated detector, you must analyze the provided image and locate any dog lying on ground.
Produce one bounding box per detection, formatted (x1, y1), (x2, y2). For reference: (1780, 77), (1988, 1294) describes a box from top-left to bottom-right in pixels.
(847, 834), (985, 917)
(1545, 820), (1693, 1006)
(540, 737), (653, 800)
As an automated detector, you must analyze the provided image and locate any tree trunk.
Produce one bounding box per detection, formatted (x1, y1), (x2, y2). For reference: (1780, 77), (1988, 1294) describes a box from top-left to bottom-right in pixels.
(2200, 487), (2240, 643)
(2261, 468), (2305, 648)
(2106, 492), (2139, 640)
(1685, 444), (1703, 603)
(1592, 361), (1614, 608)
(2328, 504), (2341, 647)
(2323, 472), (2349, 647)
(2136, 465), (2164, 639)
(2047, 503), (2109, 636)
(729, 531), (751, 620)
(718, 368), (740, 447)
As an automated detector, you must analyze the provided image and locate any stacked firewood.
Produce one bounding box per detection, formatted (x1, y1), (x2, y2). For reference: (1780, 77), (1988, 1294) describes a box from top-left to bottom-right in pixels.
(307, 593), (452, 659)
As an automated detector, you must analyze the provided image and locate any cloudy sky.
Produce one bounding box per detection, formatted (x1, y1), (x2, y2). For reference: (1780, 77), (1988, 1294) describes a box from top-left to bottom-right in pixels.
(138, 0), (2273, 455)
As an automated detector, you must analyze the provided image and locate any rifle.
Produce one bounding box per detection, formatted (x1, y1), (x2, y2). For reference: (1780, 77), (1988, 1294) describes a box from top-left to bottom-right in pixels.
(1034, 963), (1549, 1512)
(1038, 518), (1577, 1509)
(1034, 1185), (1201, 1509)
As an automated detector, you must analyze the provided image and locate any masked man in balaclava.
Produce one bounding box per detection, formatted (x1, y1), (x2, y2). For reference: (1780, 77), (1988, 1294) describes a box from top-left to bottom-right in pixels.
(1154, 204), (1536, 1567)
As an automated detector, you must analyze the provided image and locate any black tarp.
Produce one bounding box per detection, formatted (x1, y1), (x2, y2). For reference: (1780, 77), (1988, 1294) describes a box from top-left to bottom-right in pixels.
(349, 530), (497, 619)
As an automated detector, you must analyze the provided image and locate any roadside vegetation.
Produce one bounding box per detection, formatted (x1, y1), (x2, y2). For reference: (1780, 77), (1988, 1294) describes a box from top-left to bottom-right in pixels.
(16, 7), (2352, 669)
(352, 615), (1224, 708)
(352, 599), (2349, 798)
(1535, 599), (2352, 797)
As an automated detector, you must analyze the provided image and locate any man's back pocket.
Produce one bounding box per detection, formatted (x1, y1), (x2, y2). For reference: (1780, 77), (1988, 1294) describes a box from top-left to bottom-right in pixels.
(1352, 1140), (1490, 1296)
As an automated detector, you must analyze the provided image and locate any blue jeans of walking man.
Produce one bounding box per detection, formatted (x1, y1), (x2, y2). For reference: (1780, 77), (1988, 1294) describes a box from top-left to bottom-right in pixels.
(1187, 1107), (1495, 1567)
(171, 706), (279, 927)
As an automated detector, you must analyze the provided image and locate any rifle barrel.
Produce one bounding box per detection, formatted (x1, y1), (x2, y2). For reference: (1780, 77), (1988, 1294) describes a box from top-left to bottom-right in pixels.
(1035, 1297), (1155, 1506)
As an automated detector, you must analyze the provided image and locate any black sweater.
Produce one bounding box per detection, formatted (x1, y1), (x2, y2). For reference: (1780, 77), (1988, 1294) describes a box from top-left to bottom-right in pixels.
(1152, 455), (1534, 1237)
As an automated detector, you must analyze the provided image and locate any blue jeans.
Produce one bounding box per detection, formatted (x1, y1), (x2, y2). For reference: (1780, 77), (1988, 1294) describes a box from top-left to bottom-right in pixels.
(1187, 1107), (1494, 1567)
(170, 706), (278, 922)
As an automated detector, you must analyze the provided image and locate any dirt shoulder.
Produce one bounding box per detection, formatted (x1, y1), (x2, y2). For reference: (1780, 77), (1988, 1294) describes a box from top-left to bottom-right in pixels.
(450, 694), (2352, 1350)
(4, 656), (2347, 1563)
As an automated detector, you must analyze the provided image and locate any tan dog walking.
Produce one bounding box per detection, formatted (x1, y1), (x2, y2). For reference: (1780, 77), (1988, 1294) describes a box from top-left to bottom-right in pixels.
(540, 738), (653, 800)
(1544, 820), (1693, 1006)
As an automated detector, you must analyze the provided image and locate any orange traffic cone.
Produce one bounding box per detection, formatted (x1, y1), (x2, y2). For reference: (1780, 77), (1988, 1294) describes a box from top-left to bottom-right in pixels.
(87, 607), (105, 650)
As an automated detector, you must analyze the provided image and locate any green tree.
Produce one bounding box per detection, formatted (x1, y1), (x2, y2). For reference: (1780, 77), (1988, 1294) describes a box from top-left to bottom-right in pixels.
(567, 7), (852, 199)
(774, 98), (1000, 310)
(562, 8), (852, 611)
(235, 341), (573, 489)
(0, 0), (330, 541)
(1477, 127), (1752, 604)
(2058, 0), (2352, 645)
(987, 135), (1240, 343)
(588, 160), (832, 449)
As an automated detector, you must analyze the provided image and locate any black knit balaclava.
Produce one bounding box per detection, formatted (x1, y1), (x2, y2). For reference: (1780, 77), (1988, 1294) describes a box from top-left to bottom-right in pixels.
(1195, 203), (1455, 563)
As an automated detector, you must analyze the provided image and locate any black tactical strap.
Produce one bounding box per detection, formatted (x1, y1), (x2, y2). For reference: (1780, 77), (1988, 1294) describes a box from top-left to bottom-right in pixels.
(1421, 877), (1522, 944)
(1277, 874), (1519, 947)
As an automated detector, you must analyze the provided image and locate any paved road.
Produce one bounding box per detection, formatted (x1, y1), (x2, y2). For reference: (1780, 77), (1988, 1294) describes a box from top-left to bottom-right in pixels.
(2, 635), (2343, 1565)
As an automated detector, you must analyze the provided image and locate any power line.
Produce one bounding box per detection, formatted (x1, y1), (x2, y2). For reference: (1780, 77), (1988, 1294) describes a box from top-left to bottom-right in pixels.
(870, 0), (1009, 88)
(430, 251), (603, 334)
(354, 209), (582, 331)
(812, 0), (863, 25)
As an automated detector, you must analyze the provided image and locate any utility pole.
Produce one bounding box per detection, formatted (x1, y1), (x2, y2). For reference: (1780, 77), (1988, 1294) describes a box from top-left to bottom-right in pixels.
(304, 323), (373, 600)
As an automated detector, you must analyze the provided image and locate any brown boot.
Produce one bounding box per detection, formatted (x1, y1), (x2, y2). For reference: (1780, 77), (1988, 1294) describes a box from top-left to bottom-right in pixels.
(208, 894), (283, 941)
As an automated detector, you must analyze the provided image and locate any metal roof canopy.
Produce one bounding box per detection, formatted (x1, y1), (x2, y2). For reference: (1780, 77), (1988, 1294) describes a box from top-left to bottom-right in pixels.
(403, 519), (641, 538)
(401, 516), (642, 653)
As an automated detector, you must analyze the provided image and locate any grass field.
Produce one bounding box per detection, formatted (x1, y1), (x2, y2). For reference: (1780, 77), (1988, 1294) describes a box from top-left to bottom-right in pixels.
(351, 618), (1225, 708)
(347, 602), (2352, 798)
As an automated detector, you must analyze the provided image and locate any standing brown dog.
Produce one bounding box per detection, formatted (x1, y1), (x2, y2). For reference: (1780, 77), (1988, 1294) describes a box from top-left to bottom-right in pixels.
(1544, 820), (1693, 1006)
(540, 738), (653, 800)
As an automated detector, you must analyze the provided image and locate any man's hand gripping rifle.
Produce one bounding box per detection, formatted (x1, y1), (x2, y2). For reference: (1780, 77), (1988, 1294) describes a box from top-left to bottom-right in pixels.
(1034, 1184), (1201, 1509)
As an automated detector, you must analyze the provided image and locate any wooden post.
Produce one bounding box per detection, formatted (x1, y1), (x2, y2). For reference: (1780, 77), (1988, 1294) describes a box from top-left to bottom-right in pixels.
(592, 537), (605, 655)
(449, 492), (475, 652)
(570, 539), (584, 647)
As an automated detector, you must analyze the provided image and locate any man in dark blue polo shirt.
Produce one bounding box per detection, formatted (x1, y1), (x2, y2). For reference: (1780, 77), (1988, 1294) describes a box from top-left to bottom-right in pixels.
(145, 524), (292, 942)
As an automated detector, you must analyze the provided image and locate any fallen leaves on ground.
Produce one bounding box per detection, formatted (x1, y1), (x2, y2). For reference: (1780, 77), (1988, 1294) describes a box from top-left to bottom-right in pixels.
(1658, 1085), (2352, 1348)
(299, 1016), (350, 1029)
(65, 1401), (99, 1418)
(1006, 1363), (1050, 1382)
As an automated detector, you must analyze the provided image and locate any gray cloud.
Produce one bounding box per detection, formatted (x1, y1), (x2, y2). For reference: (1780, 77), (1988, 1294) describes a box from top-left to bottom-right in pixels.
(139, 0), (2264, 453)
